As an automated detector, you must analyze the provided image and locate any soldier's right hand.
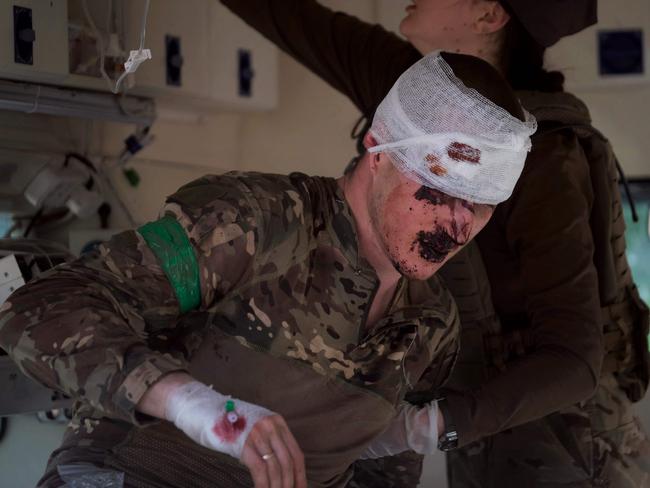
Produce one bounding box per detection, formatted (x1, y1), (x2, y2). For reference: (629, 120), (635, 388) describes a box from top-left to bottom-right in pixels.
(240, 414), (307, 488)
(165, 380), (307, 488)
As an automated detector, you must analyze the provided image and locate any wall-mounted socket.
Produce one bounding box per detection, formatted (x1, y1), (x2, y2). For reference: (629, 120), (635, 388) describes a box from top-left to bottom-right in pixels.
(13, 5), (35, 65)
(238, 49), (253, 97)
(166, 34), (182, 86)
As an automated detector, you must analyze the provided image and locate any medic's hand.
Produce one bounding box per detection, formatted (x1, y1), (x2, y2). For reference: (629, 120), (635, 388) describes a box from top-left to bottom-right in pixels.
(165, 381), (306, 488)
(361, 401), (439, 459)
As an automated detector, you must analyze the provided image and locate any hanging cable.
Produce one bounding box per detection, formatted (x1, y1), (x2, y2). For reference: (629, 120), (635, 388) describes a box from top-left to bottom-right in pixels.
(105, 0), (112, 36)
(114, 0), (152, 94)
(81, 0), (152, 95)
(616, 158), (639, 223)
(81, 0), (114, 93)
(139, 0), (150, 51)
(22, 207), (44, 238)
(63, 152), (99, 174)
(24, 85), (41, 114)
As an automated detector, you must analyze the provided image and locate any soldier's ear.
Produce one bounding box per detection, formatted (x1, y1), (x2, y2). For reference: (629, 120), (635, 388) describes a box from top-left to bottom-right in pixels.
(369, 152), (383, 175)
(363, 132), (384, 175)
(363, 131), (378, 150)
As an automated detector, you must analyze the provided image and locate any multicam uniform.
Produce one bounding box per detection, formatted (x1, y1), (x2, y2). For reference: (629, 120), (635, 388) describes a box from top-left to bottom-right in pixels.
(0, 172), (460, 488)
(218, 1), (650, 486)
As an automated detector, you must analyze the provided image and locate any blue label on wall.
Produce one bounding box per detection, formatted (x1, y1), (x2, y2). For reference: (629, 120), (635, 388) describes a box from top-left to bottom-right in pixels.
(599, 29), (644, 76)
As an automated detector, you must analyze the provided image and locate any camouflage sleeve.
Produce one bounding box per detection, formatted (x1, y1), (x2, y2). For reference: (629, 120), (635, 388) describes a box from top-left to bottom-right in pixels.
(404, 276), (461, 406)
(0, 174), (260, 424)
(0, 231), (186, 424)
(405, 337), (459, 407)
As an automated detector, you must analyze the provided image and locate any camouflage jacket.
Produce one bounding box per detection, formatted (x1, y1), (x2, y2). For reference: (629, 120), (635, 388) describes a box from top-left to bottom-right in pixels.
(0, 172), (458, 484)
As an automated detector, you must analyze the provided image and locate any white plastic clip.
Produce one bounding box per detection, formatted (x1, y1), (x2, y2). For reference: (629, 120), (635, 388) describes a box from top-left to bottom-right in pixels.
(124, 49), (152, 74)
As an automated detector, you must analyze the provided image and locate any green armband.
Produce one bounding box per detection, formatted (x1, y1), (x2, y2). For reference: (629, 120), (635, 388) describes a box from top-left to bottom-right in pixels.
(138, 215), (201, 314)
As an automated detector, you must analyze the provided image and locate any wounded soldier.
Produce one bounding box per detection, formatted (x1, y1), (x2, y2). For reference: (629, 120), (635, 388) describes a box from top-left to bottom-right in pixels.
(0, 52), (535, 488)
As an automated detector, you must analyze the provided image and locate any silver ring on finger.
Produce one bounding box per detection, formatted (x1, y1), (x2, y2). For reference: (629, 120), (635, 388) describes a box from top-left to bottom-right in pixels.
(261, 452), (275, 461)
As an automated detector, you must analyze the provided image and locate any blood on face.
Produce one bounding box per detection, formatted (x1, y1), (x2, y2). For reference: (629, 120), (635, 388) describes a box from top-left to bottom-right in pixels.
(411, 186), (473, 263)
(414, 229), (460, 263)
(415, 186), (475, 214)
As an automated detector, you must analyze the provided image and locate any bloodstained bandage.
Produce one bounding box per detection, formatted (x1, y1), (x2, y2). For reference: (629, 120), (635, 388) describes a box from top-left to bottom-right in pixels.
(425, 154), (448, 176)
(447, 142), (481, 164)
(213, 413), (247, 443)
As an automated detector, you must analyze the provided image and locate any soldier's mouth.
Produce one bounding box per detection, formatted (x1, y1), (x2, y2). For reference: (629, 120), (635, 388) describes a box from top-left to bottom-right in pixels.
(414, 228), (460, 263)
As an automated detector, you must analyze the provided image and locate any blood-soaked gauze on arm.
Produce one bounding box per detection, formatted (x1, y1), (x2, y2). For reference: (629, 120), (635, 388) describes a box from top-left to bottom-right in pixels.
(165, 381), (275, 459)
(138, 215), (201, 313)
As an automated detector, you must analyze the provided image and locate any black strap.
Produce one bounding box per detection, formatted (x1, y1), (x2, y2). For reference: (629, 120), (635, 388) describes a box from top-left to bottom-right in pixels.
(616, 157), (639, 222)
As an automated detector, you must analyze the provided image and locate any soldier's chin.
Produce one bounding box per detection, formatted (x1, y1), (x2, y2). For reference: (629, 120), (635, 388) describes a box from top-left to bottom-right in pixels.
(391, 256), (437, 280)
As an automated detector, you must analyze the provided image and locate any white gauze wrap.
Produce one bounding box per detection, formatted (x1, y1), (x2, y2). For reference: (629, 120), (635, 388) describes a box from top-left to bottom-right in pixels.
(367, 51), (537, 205)
(165, 381), (274, 459)
(361, 401), (439, 459)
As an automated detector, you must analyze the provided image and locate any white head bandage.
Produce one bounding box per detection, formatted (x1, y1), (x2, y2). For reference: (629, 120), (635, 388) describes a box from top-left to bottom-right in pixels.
(368, 51), (537, 205)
